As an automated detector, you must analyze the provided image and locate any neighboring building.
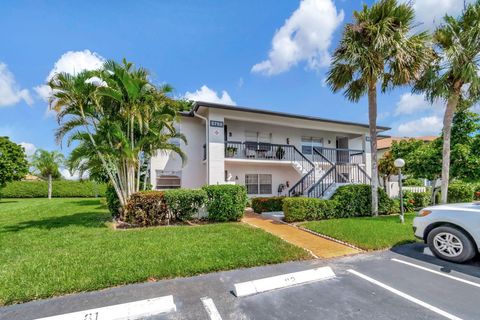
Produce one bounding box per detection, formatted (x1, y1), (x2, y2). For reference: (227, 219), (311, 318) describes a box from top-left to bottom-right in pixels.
(150, 101), (390, 198)
(23, 174), (43, 181)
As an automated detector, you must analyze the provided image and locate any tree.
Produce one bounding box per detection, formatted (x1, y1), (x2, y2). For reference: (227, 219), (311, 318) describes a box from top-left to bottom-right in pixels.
(30, 149), (64, 199)
(327, 0), (430, 216)
(49, 59), (186, 208)
(413, 1), (480, 203)
(378, 151), (396, 192)
(0, 137), (29, 191)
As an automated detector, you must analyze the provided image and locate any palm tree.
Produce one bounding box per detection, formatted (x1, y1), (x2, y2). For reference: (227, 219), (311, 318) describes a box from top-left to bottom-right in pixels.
(414, 1), (480, 204)
(49, 59), (186, 208)
(326, 0), (430, 215)
(30, 149), (64, 199)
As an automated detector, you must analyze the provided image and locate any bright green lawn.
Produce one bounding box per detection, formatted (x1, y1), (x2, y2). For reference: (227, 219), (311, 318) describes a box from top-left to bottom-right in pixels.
(0, 198), (308, 305)
(302, 214), (418, 251)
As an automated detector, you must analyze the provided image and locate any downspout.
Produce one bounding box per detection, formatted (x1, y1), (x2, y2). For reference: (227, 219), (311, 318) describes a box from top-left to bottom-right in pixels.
(194, 111), (209, 185)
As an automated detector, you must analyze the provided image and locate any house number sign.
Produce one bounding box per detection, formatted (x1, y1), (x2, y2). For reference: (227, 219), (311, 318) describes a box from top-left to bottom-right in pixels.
(209, 120), (224, 128)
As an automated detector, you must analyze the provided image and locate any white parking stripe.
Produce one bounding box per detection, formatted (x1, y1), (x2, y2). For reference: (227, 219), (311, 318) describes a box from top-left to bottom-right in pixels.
(201, 297), (223, 320)
(35, 295), (176, 320)
(391, 258), (480, 288)
(348, 269), (462, 320)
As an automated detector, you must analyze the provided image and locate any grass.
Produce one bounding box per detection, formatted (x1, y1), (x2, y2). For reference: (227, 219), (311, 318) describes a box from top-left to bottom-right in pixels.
(0, 198), (308, 305)
(301, 213), (418, 251)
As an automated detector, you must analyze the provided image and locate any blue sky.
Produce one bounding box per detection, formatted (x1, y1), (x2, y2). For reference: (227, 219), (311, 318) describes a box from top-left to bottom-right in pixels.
(0, 0), (471, 165)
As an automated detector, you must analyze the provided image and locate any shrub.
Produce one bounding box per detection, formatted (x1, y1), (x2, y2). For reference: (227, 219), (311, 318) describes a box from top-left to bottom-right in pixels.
(283, 198), (338, 222)
(105, 184), (121, 218)
(402, 191), (416, 213)
(411, 191), (430, 209)
(163, 188), (207, 221)
(203, 185), (247, 222)
(403, 177), (423, 186)
(251, 196), (285, 213)
(448, 182), (474, 203)
(331, 184), (393, 217)
(123, 191), (169, 226)
(0, 180), (107, 198)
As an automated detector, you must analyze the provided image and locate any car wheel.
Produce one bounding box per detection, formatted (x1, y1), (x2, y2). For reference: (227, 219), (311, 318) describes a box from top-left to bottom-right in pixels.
(427, 226), (476, 263)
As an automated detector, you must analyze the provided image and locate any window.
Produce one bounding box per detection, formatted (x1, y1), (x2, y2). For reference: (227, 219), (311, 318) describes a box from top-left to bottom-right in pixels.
(301, 137), (323, 155)
(245, 131), (272, 144)
(156, 170), (181, 189)
(245, 174), (272, 195)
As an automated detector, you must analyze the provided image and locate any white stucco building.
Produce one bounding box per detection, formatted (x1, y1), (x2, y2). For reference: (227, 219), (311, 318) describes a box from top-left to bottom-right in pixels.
(150, 102), (390, 198)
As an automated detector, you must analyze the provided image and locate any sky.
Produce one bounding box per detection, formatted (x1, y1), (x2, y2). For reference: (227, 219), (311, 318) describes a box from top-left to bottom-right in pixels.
(0, 0), (474, 177)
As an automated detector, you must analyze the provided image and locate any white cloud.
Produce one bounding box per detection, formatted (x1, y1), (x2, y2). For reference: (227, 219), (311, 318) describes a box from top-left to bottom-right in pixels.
(394, 93), (444, 116)
(0, 63), (32, 107)
(397, 116), (443, 136)
(184, 85), (236, 105)
(401, 0), (474, 31)
(34, 50), (105, 102)
(251, 0), (344, 76)
(19, 142), (37, 157)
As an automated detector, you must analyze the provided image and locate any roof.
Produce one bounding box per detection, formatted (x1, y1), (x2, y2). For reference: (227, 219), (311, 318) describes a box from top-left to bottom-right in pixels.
(377, 136), (437, 150)
(184, 101), (391, 131)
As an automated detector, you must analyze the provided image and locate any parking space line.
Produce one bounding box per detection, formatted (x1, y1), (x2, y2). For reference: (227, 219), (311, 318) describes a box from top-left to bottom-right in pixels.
(201, 297), (223, 320)
(391, 258), (480, 288)
(347, 269), (462, 320)
(34, 295), (176, 320)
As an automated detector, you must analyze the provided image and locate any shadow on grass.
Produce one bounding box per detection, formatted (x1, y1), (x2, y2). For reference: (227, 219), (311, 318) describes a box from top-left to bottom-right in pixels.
(1, 211), (110, 232)
(0, 200), (19, 204)
(69, 199), (103, 206)
(391, 243), (480, 279)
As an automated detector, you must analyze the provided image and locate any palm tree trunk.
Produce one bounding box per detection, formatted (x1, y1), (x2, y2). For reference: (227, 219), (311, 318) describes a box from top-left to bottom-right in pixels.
(48, 174), (52, 199)
(368, 83), (379, 216)
(440, 93), (460, 204)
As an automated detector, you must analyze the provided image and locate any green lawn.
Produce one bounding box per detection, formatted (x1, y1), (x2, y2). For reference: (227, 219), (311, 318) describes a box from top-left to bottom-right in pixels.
(301, 213), (418, 251)
(0, 198), (308, 305)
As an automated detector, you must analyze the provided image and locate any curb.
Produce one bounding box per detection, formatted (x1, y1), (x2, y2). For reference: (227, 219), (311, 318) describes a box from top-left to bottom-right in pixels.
(295, 224), (365, 252)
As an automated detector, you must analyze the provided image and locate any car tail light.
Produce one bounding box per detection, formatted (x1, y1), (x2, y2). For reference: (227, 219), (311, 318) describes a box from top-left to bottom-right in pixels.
(419, 210), (432, 217)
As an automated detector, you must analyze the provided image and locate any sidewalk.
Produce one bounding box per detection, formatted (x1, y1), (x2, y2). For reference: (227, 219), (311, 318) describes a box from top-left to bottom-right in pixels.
(242, 213), (360, 258)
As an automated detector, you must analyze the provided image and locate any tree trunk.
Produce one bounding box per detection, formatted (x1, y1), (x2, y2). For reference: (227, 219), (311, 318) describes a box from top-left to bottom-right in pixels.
(48, 174), (52, 199)
(440, 91), (460, 204)
(368, 83), (379, 216)
(430, 178), (437, 205)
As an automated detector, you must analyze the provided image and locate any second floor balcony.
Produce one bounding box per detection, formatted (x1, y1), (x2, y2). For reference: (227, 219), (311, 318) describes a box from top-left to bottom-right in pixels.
(224, 141), (365, 165)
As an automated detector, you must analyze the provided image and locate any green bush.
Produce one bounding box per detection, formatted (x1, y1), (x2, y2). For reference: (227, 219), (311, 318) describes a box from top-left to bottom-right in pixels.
(448, 182), (474, 203)
(402, 191), (416, 212)
(163, 188), (207, 220)
(283, 198), (338, 222)
(123, 191), (169, 226)
(331, 184), (393, 217)
(412, 191), (430, 209)
(403, 177), (423, 186)
(251, 196), (285, 213)
(0, 180), (107, 198)
(105, 184), (121, 218)
(474, 184), (480, 201)
(203, 185), (248, 222)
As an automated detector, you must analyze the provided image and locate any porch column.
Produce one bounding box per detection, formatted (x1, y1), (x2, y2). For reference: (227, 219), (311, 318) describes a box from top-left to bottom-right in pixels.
(362, 134), (373, 178)
(207, 113), (225, 185)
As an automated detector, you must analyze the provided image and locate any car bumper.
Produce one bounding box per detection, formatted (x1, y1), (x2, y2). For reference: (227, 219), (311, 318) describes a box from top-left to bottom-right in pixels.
(412, 216), (426, 240)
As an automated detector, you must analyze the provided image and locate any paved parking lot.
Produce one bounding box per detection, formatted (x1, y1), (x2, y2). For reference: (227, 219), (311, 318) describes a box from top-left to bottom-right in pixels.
(2, 243), (479, 320)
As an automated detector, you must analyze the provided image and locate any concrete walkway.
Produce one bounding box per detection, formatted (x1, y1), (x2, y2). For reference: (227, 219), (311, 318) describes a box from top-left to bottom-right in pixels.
(242, 213), (360, 258)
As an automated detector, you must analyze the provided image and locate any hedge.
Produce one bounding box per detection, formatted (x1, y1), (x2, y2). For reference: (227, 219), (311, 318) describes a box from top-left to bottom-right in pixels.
(105, 184), (122, 218)
(0, 180), (107, 198)
(203, 185), (248, 222)
(448, 182), (474, 203)
(330, 184), (393, 217)
(123, 191), (169, 226)
(251, 196), (285, 213)
(283, 198), (338, 222)
(163, 188), (207, 221)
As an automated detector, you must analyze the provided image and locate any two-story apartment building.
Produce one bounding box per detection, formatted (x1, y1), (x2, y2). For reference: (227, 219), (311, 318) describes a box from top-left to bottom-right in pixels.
(150, 101), (390, 199)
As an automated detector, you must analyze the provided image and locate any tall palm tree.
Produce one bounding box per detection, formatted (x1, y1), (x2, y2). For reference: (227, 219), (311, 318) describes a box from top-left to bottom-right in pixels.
(49, 59), (185, 207)
(326, 0), (430, 215)
(414, 1), (480, 204)
(30, 149), (64, 199)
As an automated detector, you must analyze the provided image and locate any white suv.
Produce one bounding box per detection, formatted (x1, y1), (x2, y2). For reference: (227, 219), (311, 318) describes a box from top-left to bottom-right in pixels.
(413, 203), (480, 263)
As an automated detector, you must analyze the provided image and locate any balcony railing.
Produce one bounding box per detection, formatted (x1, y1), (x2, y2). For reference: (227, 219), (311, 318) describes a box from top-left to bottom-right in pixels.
(312, 147), (364, 164)
(225, 141), (300, 162)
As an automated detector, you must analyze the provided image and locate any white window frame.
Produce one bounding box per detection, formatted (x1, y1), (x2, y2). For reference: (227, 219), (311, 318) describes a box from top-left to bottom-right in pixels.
(155, 170), (181, 189)
(245, 173), (272, 195)
(301, 137), (323, 155)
